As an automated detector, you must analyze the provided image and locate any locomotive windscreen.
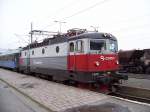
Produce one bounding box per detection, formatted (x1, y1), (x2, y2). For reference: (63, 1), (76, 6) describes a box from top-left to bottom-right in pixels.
(108, 39), (118, 53)
(90, 40), (106, 51)
(90, 39), (118, 54)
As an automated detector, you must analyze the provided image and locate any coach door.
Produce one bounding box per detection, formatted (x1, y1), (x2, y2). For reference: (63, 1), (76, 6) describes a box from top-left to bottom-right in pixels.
(68, 41), (76, 71)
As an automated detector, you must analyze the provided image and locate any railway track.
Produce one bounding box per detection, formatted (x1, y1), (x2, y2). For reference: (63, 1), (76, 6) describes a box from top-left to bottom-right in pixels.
(105, 73), (150, 104)
(111, 92), (150, 104)
(120, 72), (150, 80)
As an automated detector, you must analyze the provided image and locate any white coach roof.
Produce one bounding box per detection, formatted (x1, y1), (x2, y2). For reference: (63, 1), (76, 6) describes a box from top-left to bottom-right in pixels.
(0, 48), (21, 56)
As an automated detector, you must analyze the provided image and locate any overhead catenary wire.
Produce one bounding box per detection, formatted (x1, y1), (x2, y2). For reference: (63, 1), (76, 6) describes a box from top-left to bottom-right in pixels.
(42, 0), (150, 33)
(61, 0), (111, 21)
(34, 0), (150, 46)
(39, 0), (80, 30)
(31, 0), (150, 48)
(14, 34), (30, 44)
(42, 0), (112, 30)
(37, 0), (112, 44)
(111, 23), (150, 33)
(46, 0), (80, 20)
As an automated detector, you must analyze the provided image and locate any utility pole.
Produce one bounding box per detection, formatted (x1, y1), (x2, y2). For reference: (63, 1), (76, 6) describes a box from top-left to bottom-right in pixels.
(26, 22), (33, 74)
(30, 22), (33, 43)
(54, 20), (66, 33)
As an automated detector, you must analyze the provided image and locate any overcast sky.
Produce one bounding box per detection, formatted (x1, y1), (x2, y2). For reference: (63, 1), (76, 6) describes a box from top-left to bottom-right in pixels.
(0, 0), (150, 50)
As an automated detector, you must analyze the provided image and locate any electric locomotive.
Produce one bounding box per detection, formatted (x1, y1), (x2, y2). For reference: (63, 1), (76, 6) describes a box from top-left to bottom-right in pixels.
(18, 28), (127, 92)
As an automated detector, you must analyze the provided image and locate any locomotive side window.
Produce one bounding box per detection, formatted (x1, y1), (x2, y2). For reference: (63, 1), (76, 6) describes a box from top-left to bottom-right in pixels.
(32, 50), (34, 55)
(69, 42), (74, 52)
(42, 48), (45, 54)
(76, 40), (84, 52)
(56, 46), (59, 53)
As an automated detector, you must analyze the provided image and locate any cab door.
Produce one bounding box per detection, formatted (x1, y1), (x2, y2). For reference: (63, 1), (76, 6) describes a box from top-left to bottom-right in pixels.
(68, 40), (85, 72)
(68, 41), (76, 71)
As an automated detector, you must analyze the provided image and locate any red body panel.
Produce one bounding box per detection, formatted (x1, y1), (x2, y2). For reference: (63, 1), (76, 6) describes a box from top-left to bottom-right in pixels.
(68, 54), (119, 72)
(68, 54), (88, 71)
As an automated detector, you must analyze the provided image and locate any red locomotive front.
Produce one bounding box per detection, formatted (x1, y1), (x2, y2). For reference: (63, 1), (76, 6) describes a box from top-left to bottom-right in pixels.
(67, 31), (127, 92)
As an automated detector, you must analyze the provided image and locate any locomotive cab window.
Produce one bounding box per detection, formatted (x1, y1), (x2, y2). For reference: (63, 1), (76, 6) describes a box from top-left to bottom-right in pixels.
(90, 39), (118, 54)
(90, 40), (106, 51)
(42, 48), (45, 54)
(69, 42), (74, 52)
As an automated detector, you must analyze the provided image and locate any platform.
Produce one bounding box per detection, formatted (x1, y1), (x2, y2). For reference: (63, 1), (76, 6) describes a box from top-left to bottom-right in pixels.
(0, 68), (150, 112)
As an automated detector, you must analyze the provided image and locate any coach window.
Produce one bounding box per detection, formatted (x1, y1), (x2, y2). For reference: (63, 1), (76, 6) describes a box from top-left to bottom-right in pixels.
(76, 40), (84, 52)
(69, 42), (74, 52)
(11, 55), (14, 61)
(42, 48), (45, 54)
(25, 52), (26, 56)
(9, 55), (11, 60)
(32, 50), (34, 55)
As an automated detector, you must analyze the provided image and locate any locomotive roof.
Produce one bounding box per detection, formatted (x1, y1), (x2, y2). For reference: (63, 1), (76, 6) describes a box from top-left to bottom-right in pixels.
(23, 32), (117, 50)
(68, 32), (117, 41)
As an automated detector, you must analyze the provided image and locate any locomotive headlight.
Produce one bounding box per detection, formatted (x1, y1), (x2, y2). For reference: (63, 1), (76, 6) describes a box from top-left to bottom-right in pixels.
(107, 72), (111, 74)
(95, 61), (100, 66)
(116, 60), (119, 65)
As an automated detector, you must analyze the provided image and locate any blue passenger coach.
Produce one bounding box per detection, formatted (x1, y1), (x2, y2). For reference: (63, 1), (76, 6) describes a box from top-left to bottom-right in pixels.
(0, 49), (20, 70)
